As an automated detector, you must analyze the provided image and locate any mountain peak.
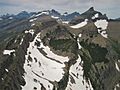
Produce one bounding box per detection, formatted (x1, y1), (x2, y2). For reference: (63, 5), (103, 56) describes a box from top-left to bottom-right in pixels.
(51, 9), (57, 12)
(88, 7), (94, 11)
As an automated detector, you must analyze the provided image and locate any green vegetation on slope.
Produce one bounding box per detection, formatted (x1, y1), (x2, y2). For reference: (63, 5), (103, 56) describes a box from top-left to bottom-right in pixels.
(49, 38), (78, 54)
(80, 40), (109, 63)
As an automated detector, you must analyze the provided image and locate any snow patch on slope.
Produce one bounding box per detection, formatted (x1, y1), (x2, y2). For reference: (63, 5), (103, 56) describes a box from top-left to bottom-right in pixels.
(115, 62), (120, 72)
(31, 23), (35, 26)
(77, 38), (82, 49)
(114, 83), (120, 90)
(77, 33), (82, 49)
(25, 29), (34, 36)
(94, 20), (108, 30)
(1, 78), (4, 81)
(78, 33), (82, 38)
(70, 19), (88, 29)
(3, 50), (15, 55)
(5, 69), (9, 72)
(66, 55), (93, 90)
(92, 13), (99, 19)
(20, 38), (24, 45)
(94, 19), (108, 38)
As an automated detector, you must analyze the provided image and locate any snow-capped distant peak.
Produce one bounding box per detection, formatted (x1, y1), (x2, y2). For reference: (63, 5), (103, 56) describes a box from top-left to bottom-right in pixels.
(35, 13), (42, 17)
(51, 16), (59, 19)
(41, 11), (49, 15)
(0, 18), (2, 21)
(30, 14), (36, 18)
(36, 11), (49, 17)
(70, 19), (88, 29)
(29, 18), (37, 22)
(63, 12), (68, 16)
(9, 17), (13, 19)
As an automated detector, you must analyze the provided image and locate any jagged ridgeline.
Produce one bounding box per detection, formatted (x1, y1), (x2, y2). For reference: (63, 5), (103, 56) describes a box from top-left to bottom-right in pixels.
(0, 7), (120, 90)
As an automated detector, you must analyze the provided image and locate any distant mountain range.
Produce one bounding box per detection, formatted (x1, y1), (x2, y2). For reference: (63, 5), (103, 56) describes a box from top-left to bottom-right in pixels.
(0, 9), (80, 21)
(1, 8), (120, 22)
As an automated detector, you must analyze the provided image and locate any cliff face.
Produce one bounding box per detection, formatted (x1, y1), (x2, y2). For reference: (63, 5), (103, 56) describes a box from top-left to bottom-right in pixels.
(0, 8), (120, 90)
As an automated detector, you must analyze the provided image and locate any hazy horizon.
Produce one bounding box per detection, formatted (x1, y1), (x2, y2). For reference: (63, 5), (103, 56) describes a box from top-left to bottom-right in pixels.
(0, 0), (120, 19)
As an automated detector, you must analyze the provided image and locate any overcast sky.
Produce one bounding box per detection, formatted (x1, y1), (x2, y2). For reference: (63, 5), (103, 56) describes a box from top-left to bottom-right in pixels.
(0, 0), (120, 18)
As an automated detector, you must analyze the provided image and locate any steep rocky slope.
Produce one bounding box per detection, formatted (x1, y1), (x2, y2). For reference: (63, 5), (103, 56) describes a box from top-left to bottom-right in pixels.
(0, 7), (120, 90)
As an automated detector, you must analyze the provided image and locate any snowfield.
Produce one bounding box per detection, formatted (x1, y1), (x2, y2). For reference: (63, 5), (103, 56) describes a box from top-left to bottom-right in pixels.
(22, 33), (69, 90)
(94, 20), (108, 30)
(22, 32), (93, 90)
(70, 19), (88, 29)
(66, 55), (93, 90)
(94, 19), (108, 38)
(3, 49), (15, 55)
